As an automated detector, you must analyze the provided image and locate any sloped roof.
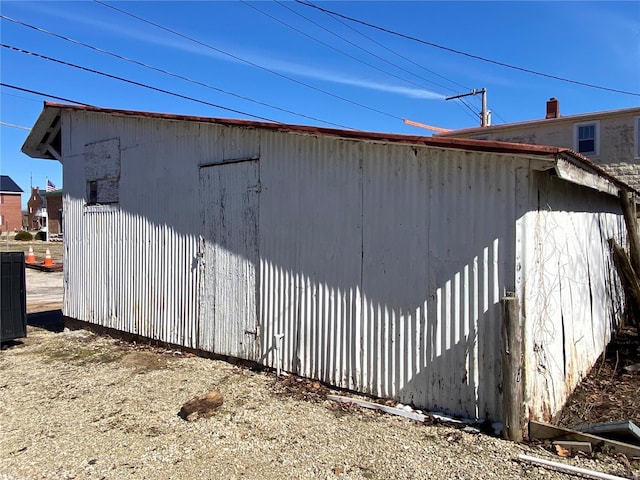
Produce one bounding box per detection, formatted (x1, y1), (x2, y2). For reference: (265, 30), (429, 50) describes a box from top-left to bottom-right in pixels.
(437, 106), (640, 138)
(21, 102), (637, 196)
(0, 175), (23, 193)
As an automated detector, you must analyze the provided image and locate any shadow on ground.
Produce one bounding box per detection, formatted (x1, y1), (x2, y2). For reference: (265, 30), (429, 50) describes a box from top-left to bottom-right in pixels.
(28, 309), (64, 333)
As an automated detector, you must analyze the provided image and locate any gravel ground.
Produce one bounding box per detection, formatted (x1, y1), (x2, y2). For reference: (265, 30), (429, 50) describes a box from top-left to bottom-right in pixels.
(1, 271), (638, 480)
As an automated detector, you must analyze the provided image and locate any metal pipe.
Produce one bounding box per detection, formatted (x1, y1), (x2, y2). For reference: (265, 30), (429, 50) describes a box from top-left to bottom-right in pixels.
(274, 333), (284, 377)
(517, 454), (628, 480)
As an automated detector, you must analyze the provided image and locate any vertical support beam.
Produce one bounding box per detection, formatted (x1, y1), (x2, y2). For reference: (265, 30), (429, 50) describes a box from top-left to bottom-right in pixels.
(501, 295), (524, 441)
(620, 191), (640, 277)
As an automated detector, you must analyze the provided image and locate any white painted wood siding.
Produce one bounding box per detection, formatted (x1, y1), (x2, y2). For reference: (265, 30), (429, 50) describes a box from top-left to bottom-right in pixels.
(199, 160), (260, 359)
(516, 173), (625, 421)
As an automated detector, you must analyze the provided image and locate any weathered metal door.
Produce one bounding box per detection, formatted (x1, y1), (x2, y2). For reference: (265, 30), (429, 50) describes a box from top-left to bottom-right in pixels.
(199, 160), (260, 360)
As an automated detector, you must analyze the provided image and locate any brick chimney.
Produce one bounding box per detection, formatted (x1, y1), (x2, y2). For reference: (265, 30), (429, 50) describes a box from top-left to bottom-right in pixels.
(546, 97), (560, 119)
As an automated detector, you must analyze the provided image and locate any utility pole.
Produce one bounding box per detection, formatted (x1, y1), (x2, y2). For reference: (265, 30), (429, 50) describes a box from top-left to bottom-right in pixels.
(445, 88), (491, 127)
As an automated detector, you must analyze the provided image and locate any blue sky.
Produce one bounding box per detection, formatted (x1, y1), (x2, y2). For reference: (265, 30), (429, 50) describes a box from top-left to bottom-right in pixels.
(1, 1), (639, 207)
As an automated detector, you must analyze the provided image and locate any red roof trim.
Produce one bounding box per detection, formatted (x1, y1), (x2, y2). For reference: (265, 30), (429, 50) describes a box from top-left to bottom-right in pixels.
(36, 102), (634, 192)
(43, 102), (573, 157)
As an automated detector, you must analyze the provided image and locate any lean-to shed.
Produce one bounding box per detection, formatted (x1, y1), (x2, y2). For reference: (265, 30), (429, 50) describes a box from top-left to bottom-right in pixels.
(23, 103), (633, 424)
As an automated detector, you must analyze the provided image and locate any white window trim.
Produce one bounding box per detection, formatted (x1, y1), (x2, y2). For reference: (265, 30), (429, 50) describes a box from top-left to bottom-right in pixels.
(573, 120), (600, 157)
(634, 117), (640, 159)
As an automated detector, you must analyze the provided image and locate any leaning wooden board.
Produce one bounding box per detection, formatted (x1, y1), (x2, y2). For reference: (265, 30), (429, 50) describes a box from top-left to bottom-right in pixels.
(529, 420), (640, 458)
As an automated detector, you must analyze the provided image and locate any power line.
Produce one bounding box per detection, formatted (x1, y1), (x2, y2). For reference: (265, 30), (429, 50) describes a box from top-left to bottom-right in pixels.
(0, 14), (351, 129)
(0, 121), (31, 131)
(467, 94), (508, 125)
(453, 100), (480, 124)
(94, 0), (405, 122)
(251, 0), (446, 95)
(1, 91), (42, 103)
(295, 0), (640, 98)
(1, 82), (90, 105)
(459, 98), (479, 117)
(2, 44), (283, 122)
(492, 110), (508, 124)
(296, 0), (468, 93)
(242, 1), (434, 93)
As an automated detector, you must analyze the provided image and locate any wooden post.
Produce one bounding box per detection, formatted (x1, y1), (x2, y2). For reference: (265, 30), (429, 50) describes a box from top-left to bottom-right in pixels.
(501, 295), (524, 441)
(609, 238), (640, 329)
(620, 191), (640, 277)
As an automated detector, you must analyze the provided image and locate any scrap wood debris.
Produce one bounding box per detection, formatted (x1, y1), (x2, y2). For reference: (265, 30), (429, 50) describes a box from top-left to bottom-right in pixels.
(114, 338), (195, 357)
(274, 375), (331, 402)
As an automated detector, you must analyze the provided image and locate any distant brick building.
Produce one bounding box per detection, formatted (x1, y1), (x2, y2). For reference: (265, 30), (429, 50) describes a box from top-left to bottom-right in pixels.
(42, 189), (63, 235)
(0, 175), (24, 233)
(26, 186), (63, 235)
(27, 186), (44, 230)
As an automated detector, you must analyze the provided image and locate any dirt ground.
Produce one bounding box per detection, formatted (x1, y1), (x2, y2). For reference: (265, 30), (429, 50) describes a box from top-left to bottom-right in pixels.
(556, 325), (640, 429)
(1, 269), (638, 480)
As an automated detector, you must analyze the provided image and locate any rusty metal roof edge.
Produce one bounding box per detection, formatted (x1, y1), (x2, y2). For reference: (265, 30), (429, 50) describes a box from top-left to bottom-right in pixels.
(555, 150), (637, 194)
(25, 102), (635, 194)
(36, 102), (571, 154)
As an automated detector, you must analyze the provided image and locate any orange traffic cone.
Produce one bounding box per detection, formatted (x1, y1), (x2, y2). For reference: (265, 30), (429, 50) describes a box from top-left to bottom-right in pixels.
(43, 248), (55, 266)
(26, 246), (37, 264)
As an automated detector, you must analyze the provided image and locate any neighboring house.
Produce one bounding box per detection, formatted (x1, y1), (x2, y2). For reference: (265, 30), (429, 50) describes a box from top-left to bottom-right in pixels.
(26, 186), (62, 234)
(437, 99), (640, 190)
(0, 175), (24, 233)
(26, 186), (44, 231)
(22, 103), (634, 427)
(42, 188), (63, 235)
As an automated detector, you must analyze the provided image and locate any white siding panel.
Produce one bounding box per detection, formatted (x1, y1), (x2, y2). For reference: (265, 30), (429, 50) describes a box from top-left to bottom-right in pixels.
(63, 112), (206, 349)
(200, 160), (259, 360)
(258, 133), (363, 389)
(360, 146), (516, 420)
(257, 135), (516, 420)
(519, 175), (625, 421)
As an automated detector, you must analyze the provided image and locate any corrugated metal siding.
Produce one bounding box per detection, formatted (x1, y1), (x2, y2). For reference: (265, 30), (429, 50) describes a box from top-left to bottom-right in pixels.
(259, 134), (363, 391)
(257, 133), (518, 420)
(518, 173), (625, 421)
(63, 112), (205, 349)
(60, 110), (624, 422)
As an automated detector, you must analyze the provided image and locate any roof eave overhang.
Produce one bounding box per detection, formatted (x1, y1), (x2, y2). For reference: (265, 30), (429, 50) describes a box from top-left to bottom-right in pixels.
(553, 153), (635, 197)
(555, 157), (618, 196)
(21, 105), (62, 161)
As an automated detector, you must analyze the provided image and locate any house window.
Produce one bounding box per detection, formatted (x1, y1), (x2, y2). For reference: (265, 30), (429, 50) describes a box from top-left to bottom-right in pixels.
(574, 121), (599, 156)
(88, 181), (98, 205)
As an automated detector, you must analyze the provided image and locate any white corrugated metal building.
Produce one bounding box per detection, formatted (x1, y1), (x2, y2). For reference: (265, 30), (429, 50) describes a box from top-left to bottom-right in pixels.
(23, 103), (632, 424)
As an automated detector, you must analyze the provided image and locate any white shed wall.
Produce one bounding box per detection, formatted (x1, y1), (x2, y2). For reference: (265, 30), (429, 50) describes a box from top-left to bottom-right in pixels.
(59, 110), (625, 422)
(517, 173), (625, 421)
